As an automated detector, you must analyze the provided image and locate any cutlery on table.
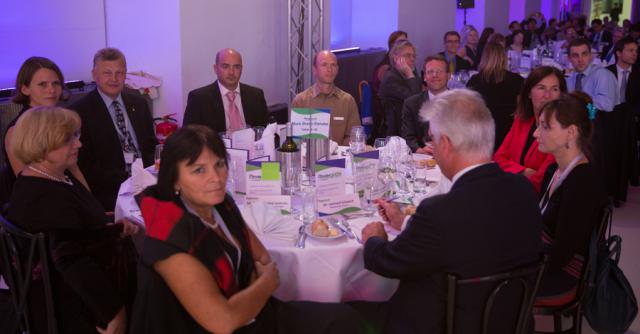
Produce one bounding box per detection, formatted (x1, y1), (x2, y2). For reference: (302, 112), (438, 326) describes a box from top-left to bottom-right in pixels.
(335, 219), (362, 244)
(295, 225), (306, 249)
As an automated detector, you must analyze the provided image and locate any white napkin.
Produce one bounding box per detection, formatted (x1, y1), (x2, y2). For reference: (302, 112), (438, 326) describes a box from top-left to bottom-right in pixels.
(240, 202), (300, 241)
(130, 158), (157, 194)
(384, 136), (410, 161)
(330, 140), (339, 155)
(253, 123), (277, 160)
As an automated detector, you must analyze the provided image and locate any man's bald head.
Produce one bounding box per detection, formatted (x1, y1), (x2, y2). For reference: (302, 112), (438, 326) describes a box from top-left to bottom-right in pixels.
(312, 50), (339, 85)
(214, 48), (243, 90)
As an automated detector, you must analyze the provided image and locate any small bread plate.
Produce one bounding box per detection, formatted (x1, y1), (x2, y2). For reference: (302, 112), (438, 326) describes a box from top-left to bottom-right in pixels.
(304, 224), (346, 240)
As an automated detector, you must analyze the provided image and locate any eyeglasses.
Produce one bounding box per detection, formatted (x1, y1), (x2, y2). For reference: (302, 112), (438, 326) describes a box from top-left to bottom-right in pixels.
(445, 39), (460, 44)
(426, 69), (446, 76)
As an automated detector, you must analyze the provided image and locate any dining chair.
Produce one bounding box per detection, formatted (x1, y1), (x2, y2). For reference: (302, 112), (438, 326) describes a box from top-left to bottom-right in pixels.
(446, 256), (547, 334)
(533, 203), (613, 333)
(0, 214), (58, 334)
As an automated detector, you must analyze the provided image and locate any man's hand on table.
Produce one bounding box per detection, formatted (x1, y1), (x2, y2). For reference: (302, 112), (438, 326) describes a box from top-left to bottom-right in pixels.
(362, 222), (388, 243)
(416, 146), (433, 155)
(373, 198), (406, 230)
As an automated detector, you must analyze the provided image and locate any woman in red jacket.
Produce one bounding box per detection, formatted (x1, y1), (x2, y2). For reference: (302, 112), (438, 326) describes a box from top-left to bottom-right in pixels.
(493, 66), (566, 192)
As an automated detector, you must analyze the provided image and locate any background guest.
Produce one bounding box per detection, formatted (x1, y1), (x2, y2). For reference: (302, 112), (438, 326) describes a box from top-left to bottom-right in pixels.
(494, 66), (564, 192)
(379, 40), (422, 136)
(477, 27), (495, 63)
(1, 57), (88, 208)
(8, 107), (138, 334)
(533, 93), (607, 306)
(508, 30), (526, 53)
(401, 55), (450, 153)
(488, 33), (507, 48)
(371, 31), (408, 142)
(458, 25), (480, 69)
(131, 125), (364, 334)
(439, 31), (472, 73)
(467, 43), (524, 151)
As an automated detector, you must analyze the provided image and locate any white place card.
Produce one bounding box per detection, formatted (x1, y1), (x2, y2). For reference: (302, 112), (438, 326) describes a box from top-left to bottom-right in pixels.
(317, 194), (362, 217)
(231, 127), (255, 151)
(245, 195), (292, 214)
(314, 158), (346, 197)
(290, 108), (331, 139)
(245, 161), (281, 196)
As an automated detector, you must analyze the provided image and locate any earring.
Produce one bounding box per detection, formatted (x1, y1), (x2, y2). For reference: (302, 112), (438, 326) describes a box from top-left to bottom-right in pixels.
(175, 189), (180, 196)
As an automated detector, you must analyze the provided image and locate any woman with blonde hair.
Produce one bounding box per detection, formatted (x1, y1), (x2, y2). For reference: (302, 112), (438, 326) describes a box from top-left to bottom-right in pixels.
(467, 42), (524, 150)
(8, 106), (138, 334)
(458, 25), (480, 69)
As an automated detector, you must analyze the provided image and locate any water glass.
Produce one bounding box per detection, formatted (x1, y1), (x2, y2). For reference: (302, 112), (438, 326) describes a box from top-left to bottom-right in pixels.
(349, 126), (366, 154)
(297, 179), (316, 224)
(413, 161), (428, 194)
(377, 155), (397, 197)
(154, 144), (163, 171)
(282, 165), (300, 195)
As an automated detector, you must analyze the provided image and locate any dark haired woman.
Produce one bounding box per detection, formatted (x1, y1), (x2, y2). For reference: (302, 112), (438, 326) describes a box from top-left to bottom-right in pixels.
(533, 93), (607, 305)
(493, 66), (564, 192)
(1, 57), (88, 207)
(131, 125), (365, 333)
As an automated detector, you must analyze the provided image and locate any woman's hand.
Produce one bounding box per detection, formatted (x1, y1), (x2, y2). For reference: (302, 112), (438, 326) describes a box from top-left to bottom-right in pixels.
(96, 306), (126, 334)
(255, 260), (279, 293)
(393, 56), (414, 78)
(522, 168), (536, 177)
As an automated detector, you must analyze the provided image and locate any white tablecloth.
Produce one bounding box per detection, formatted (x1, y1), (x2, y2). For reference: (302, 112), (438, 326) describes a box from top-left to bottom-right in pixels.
(115, 149), (448, 302)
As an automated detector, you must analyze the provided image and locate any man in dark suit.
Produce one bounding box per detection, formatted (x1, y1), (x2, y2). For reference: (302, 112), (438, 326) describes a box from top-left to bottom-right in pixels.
(378, 40), (423, 137)
(589, 19), (613, 48)
(438, 31), (471, 73)
(71, 48), (157, 211)
(601, 29), (624, 64)
(183, 48), (268, 133)
(606, 37), (639, 110)
(401, 55), (450, 153)
(355, 89), (543, 334)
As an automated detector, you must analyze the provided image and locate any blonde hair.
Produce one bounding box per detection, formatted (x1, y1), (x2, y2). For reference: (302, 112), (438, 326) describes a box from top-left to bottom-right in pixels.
(478, 42), (508, 83)
(11, 106), (81, 164)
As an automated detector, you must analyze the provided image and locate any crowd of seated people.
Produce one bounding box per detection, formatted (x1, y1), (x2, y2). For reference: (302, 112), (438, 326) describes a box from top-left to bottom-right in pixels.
(1, 11), (639, 333)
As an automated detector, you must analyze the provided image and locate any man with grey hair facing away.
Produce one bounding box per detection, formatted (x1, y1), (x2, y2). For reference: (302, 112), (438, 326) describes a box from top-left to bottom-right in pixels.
(353, 89), (543, 334)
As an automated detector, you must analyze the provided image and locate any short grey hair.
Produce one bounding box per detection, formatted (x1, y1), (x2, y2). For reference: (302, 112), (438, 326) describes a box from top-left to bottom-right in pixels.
(420, 89), (495, 158)
(390, 40), (416, 58)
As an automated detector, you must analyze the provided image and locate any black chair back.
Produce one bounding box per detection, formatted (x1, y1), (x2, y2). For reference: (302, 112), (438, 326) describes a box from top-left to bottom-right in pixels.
(0, 214), (57, 334)
(446, 257), (546, 334)
(532, 202), (613, 333)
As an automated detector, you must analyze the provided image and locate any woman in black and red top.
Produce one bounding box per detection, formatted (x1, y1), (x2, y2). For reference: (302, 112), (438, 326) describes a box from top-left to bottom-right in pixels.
(131, 125), (365, 334)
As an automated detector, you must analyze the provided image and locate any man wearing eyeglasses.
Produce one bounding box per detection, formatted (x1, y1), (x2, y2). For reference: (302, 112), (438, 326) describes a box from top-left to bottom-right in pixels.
(183, 48), (268, 133)
(401, 55), (450, 153)
(438, 31), (471, 74)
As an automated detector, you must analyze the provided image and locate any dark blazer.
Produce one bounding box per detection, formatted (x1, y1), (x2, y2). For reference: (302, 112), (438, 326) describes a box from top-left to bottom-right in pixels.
(71, 89), (157, 211)
(589, 30), (613, 46)
(606, 64), (640, 110)
(364, 163), (543, 334)
(401, 91), (429, 152)
(438, 52), (472, 72)
(378, 67), (423, 137)
(183, 81), (268, 133)
(467, 71), (525, 151)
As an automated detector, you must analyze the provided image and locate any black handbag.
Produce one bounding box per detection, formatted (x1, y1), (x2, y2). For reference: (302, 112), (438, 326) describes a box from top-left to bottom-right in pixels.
(583, 232), (638, 334)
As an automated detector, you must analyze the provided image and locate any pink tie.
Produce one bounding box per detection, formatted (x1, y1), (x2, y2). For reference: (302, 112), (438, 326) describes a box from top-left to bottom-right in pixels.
(226, 91), (243, 132)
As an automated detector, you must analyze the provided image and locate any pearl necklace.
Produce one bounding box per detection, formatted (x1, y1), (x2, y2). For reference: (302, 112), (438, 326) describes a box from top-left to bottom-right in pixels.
(27, 166), (73, 186)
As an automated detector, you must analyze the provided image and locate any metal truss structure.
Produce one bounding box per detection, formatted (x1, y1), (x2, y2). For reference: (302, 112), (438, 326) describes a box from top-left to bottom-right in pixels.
(288, 0), (324, 102)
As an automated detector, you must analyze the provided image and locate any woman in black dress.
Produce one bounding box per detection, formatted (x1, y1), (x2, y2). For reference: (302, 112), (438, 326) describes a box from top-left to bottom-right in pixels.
(458, 25), (480, 69)
(467, 42), (524, 150)
(131, 125), (365, 333)
(533, 93), (607, 305)
(7, 107), (138, 333)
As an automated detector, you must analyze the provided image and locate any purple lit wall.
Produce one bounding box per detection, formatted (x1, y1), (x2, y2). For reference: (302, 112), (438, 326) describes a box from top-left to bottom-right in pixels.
(0, 1), (106, 88)
(330, 0), (398, 50)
